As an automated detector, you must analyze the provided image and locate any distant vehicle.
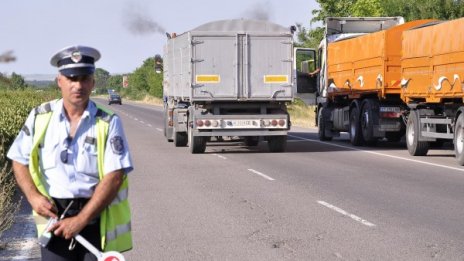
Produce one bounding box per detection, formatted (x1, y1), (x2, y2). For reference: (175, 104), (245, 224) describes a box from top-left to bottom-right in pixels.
(108, 93), (122, 105)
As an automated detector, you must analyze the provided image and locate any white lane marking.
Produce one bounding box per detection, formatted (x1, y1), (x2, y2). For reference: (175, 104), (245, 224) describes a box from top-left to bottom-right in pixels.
(248, 169), (275, 181)
(148, 124), (153, 127)
(140, 120), (145, 124)
(317, 200), (376, 227)
(156, 128), (163, 132)
(288, 134), (464, 172)
(212, 153), (227, 160)
(134, 118), (139, 121)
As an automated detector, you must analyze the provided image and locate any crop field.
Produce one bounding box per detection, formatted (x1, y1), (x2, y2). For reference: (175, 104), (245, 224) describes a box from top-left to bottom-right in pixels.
(0, 89), (59, 240)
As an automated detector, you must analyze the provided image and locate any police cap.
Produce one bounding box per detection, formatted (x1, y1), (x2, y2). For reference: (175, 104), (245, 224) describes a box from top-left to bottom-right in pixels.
(50, 45), (101, 77)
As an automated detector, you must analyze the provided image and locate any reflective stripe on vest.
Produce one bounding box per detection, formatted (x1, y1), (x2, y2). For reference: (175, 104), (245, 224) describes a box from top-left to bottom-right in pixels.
(30, 102), (132, 252)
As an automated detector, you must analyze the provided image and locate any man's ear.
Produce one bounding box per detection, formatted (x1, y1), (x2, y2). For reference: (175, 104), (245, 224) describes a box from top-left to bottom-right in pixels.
(55, 75), (62, 90)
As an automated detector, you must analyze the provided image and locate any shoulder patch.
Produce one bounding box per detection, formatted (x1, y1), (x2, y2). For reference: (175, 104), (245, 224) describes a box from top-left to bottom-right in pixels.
(110, 136), (125, 155)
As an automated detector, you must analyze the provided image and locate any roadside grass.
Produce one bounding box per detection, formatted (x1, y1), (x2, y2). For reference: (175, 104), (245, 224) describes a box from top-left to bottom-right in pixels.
(120, 94), (316, 128)
(287, 99), (316, 128)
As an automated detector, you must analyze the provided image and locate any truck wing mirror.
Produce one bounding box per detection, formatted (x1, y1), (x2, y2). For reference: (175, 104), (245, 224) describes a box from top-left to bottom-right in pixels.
(154, 54), (163, 74)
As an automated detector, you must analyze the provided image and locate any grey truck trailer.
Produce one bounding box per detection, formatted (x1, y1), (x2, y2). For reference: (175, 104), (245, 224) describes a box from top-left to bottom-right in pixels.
(162, 19), (317, 153)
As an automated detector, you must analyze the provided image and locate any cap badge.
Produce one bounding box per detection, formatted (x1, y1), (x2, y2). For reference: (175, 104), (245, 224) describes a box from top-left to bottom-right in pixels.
(70, 51), (82, 63)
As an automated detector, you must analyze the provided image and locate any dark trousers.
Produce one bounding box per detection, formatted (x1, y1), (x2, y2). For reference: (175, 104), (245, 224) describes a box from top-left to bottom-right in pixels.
(41, 198), (100, 261)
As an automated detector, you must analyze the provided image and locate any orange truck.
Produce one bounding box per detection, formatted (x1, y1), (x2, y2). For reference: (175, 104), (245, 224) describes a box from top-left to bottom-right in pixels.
(401, 18), (464, 164)
(295, 17), (464, 164)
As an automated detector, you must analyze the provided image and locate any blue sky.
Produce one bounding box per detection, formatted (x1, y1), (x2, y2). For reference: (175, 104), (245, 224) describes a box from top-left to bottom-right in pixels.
(0, 0), (319, 77)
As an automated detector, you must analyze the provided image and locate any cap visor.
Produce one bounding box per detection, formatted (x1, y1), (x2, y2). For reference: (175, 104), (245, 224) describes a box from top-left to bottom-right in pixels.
(60, 67), (95, 77)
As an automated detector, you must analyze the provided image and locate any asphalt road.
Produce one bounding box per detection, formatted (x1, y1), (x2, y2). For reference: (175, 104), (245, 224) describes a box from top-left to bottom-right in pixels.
(4, 98), (464, 260)
(95, 98), (464, 261)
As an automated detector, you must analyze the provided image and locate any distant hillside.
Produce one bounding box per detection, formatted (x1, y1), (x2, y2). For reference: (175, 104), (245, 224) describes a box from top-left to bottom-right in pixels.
(26, 80), (54, 87)
(23, 74), (55, 81)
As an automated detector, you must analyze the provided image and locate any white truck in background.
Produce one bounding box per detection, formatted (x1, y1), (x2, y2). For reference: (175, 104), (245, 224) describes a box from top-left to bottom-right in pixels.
(161, 19), (316, 153)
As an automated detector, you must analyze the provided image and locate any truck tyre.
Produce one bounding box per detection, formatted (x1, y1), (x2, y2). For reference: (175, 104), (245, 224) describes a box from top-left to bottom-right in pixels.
(268, 135), (287, 152)
(406, 110), (429, 156)
(349, 106), (363, 146)
(318, 107), (332, 141)
(361, 99), (379, 146)
(188, 126), (206, 154)
(244, 136), (259, 146)
(454, 114), (464, 165)
(174, 130), (188, 147)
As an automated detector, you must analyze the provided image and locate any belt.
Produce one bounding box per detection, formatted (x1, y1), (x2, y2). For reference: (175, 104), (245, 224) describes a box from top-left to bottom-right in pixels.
(52, 197), (99, 224)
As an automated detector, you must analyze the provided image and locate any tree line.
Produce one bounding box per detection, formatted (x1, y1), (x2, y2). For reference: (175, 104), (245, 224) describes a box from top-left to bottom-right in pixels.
(0, 56), (164, 100)
(2, 1), (463, 94)
(298, 0), (464, 48)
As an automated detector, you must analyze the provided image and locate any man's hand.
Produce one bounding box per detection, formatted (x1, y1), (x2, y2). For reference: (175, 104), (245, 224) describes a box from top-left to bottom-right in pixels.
(49, 215), (87, 240)
(30, 195), (58, 219)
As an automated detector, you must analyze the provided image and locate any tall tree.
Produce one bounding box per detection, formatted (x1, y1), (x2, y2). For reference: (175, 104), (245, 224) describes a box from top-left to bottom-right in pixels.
(94, 68), (110, 93)
(381, 0), (464, 21)
(107, 75), (123, 92)
(127, 57), (163, 98)
(10, 73), (26, 89)
(299, 0), (464, 48)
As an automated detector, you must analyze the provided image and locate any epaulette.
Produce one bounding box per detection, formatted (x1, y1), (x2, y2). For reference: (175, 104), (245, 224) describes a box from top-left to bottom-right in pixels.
(95, 106), (114, 123)
(34, 102), (53, 115)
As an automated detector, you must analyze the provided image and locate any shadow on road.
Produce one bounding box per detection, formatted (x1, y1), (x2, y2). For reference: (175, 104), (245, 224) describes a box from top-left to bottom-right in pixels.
(204, 131), (455, 157)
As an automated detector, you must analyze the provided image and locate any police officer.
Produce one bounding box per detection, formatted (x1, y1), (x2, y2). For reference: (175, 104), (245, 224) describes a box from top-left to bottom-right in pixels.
(7, 45), (133, 261)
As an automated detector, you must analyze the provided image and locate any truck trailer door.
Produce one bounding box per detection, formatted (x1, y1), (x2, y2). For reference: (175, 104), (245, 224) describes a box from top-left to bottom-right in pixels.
(191, 35), (237, 99)
(246, 34), (293, 100)
(294, 48), (318, 105)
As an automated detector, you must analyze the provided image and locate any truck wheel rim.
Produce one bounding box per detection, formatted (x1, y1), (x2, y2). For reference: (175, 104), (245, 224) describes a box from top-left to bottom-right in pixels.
(407, 122), (414, 146)
(457, 128), (464, 154)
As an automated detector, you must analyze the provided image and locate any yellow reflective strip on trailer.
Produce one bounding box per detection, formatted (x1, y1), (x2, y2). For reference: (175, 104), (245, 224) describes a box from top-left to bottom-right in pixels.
(196, 75), (220, 83)
(264, 75), (288, 83)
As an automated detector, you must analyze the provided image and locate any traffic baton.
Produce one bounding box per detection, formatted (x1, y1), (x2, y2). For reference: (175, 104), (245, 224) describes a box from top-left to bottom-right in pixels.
(75, 234), (125, 261)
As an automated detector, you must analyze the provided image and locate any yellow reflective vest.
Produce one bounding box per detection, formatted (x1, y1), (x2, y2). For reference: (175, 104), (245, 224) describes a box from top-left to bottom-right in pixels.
(29, 100), (132, 252)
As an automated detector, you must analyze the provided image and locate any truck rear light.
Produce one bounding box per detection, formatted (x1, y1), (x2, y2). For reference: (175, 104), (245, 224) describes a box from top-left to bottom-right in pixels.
(211, 120), (219, 127)
(271, 120), (278, 126)
(196, 120), (204, 127)
(380, 112), (401, 118)
(262, 120), (270, 126)
(204, 120), (211, 127)
(278, 119), (285, 126)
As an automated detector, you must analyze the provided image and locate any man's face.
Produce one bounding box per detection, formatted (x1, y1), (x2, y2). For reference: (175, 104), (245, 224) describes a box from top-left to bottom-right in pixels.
(57, 74), (95, 107)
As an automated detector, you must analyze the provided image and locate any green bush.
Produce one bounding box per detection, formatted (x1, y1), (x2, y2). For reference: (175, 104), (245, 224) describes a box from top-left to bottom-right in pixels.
(0, 88), (59, 240)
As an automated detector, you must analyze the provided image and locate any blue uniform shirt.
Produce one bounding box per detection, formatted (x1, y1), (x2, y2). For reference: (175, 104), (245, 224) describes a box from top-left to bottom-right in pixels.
(7, 99), (133, 198)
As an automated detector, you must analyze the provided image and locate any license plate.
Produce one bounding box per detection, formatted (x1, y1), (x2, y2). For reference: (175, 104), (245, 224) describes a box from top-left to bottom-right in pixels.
(225, 120), (258, 128)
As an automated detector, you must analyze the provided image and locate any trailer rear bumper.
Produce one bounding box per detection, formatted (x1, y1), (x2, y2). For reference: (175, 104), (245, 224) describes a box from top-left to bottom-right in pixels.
(194, 129), (288, 137)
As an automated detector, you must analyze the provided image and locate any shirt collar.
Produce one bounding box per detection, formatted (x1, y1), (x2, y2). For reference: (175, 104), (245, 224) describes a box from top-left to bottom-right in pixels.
(57, 99), (98, 122)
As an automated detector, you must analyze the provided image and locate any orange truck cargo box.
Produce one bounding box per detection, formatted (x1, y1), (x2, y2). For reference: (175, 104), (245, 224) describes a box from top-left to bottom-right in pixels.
(327, 20), (433, 99)
(402, 18), (464, 103)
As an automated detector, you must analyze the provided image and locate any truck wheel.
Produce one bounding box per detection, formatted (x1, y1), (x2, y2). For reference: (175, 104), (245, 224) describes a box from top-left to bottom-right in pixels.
(174, 130), (188, 147)
(244, 136), (259, 146)
(349, 106), (363, 146)
(188, 126), (206, 154)
(454, 114), (464, 165)
(318, 107), (332, 141)
(361, 99), (379, 146)
(268, 135), (287, 152)
(406, 110), (429, 156)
